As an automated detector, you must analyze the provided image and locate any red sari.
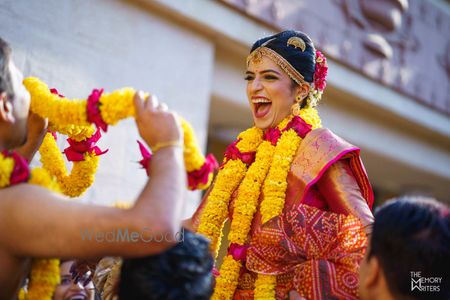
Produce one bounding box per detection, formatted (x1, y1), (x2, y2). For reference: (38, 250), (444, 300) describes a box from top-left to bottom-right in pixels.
(193, 128), (374, 299)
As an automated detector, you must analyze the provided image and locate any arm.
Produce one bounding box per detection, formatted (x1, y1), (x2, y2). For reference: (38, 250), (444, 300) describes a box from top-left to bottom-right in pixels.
(0, 93), (185, 258)
(316, 159), (374, 234)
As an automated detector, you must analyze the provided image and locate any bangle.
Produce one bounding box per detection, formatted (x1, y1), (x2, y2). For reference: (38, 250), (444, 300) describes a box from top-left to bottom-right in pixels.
(151, 140), (183, 153)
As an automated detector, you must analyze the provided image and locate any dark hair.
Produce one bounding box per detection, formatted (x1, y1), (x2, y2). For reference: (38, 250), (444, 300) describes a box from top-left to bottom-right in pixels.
(0, 37), (13, 99)
(250, 30), (316, 83)
(369, 197), (450, 300)
(119, 230), (214, 300)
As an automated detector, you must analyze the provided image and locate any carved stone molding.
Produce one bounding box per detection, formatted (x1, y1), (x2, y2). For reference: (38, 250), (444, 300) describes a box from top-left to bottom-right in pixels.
(221, 0), (450, 115)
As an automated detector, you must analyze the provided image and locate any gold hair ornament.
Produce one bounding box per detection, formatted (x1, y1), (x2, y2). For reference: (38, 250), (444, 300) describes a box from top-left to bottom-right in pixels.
(287, 37), (306, 52)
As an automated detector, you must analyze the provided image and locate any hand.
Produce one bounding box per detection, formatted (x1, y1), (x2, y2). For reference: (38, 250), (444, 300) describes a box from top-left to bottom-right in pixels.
(70, 259), (97, 286)
(14, 112), (48, 161)
(289, 290), (306, 300)
(27, 112), (48, 142)
(133, 91), (182, 149)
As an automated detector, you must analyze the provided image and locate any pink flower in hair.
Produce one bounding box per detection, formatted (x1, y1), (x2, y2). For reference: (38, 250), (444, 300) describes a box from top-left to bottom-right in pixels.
(314, 50), (328, 91)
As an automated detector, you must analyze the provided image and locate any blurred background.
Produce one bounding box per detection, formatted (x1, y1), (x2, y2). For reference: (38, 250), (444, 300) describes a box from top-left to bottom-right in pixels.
(0, 0), (448, 214)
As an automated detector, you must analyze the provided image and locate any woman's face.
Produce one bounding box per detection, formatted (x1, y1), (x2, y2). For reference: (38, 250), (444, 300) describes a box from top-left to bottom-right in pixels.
(52, 261), (93, 300)
(246, 56), (298, 129)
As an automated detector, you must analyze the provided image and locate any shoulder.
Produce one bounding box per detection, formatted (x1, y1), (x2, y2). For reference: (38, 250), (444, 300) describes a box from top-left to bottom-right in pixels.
(302, 128), (357, 151)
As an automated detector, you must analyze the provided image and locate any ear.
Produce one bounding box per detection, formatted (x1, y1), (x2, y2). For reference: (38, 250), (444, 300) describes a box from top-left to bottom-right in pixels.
(295, 83), (310, 101)
(363, 255), (381, 289)
(0, 92), (15, 123)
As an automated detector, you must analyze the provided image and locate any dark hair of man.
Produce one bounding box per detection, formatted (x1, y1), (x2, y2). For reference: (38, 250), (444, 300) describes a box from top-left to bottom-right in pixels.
(118, 230), (214, 300)
(0, 37), (14, 99)
(369, 197), (450, 300)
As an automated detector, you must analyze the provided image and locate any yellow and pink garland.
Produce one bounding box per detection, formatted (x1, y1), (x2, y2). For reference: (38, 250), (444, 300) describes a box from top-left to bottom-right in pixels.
(0, 151), (60, 300)
(196, 108), (322, 299)
(8, 77), (217, 299)
(24, 77), (217, 190)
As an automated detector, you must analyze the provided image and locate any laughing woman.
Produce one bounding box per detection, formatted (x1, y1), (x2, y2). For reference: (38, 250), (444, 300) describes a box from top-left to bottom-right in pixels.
(190, 30), (374, 300)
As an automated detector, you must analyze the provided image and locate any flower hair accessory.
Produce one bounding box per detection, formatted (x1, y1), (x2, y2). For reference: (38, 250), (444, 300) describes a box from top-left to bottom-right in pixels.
(306, 50), (328, 108)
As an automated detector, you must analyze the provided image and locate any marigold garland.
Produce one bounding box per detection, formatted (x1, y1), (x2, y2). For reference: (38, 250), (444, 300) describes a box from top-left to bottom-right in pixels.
(39, 133), (99, 197)
(197, 108), (321, 299)
(24, 77), (215, 190)
(0, 152), (60, 300)
(196, 127), (263, 255)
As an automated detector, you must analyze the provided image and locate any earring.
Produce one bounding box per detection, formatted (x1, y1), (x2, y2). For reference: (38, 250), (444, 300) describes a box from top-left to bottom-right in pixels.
(291, 96), (302, 115)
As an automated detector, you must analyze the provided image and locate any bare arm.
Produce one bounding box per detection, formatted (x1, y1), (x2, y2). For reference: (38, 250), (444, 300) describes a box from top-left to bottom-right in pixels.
(0, 93), (185, 259)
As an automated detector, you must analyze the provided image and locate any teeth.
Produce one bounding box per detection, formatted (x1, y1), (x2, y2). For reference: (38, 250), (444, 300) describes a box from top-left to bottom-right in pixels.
(252, 99), (271, 104)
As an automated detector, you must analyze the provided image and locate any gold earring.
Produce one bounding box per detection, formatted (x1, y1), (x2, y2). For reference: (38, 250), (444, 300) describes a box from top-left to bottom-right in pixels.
(291, 96), (302, 115)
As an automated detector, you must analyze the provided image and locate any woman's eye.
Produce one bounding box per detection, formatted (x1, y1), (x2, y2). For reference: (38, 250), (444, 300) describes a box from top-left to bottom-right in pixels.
(264, 75), (278, 80)
(60, 277), (72, 285)
(244, 76), (254, 81)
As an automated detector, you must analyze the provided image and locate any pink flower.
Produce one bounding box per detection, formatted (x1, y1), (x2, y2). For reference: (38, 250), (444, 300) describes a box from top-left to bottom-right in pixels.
(314, 50), (328, 91)
(223, 139), (256, 166)
(137, 140), (152, 176)
(50, 88), (65, 98)
(228, 243), (248, 262)
(5, 151), (30, 185)
(285, 116), (312, 138)
(86, 88), (108, 132)
(187, 154), (219, 190)
(63, 129), (108, 161)
(264, 127), (281, 145)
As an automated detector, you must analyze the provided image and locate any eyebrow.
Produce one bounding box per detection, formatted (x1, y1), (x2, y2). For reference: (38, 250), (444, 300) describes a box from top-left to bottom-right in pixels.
(245, 69), (281, 76)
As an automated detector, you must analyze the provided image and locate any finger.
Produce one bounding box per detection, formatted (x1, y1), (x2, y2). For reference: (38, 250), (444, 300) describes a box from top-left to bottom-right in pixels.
(158, 102), (168, 111)
(145, 94), (159, 110)
(133, 91), (145, 115)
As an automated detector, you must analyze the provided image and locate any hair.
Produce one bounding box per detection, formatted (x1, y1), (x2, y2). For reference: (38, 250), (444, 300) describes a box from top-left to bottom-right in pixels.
(369, 196), (450, 300)
(118, 230), (214, 300)
(250, 30), (316, 83)
(0, 37), (13, 99)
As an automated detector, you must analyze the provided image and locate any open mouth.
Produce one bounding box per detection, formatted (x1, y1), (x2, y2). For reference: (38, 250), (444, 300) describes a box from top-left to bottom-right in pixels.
(252, 97), (272, 118)
(67, 294), (87, 300)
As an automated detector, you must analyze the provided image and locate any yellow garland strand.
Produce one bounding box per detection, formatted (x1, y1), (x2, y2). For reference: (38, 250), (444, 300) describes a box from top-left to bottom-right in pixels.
(26, 259), (60, 300)
(254, 274), (277, 299)
(0, 152), (61, 300)
(24, 77), (212, 190)
(0, 154), (14, 188)
(39, 133), (99, 197)
(198, 109), (321, 299)
(197, 127), (263, 255)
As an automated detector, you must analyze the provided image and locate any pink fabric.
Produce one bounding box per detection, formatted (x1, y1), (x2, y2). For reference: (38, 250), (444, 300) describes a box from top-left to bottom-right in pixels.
(63, 129), (108, 162)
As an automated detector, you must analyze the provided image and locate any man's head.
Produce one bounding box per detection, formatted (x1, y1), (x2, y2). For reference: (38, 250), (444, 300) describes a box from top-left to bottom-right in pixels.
(119, 229), (213, 300)
(0, 37), (30, 150)
(359, 197), (450, 300)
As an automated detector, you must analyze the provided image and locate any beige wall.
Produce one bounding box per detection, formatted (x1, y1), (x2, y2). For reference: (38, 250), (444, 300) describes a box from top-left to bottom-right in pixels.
(1, 0), (449, 205)
(0, 0), (215, 214)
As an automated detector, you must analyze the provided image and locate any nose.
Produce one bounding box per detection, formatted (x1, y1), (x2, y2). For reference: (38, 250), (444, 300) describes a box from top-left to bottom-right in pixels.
(249, 77), (263, 94)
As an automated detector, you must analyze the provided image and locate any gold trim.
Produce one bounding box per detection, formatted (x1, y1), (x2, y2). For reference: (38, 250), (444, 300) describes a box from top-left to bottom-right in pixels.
(287, 37), (306, 52)
(247, 47), (305, 85)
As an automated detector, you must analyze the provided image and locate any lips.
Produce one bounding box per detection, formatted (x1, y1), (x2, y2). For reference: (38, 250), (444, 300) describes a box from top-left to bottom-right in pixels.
(252, 97), (272, 119)
(67, 294), (87, 300)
